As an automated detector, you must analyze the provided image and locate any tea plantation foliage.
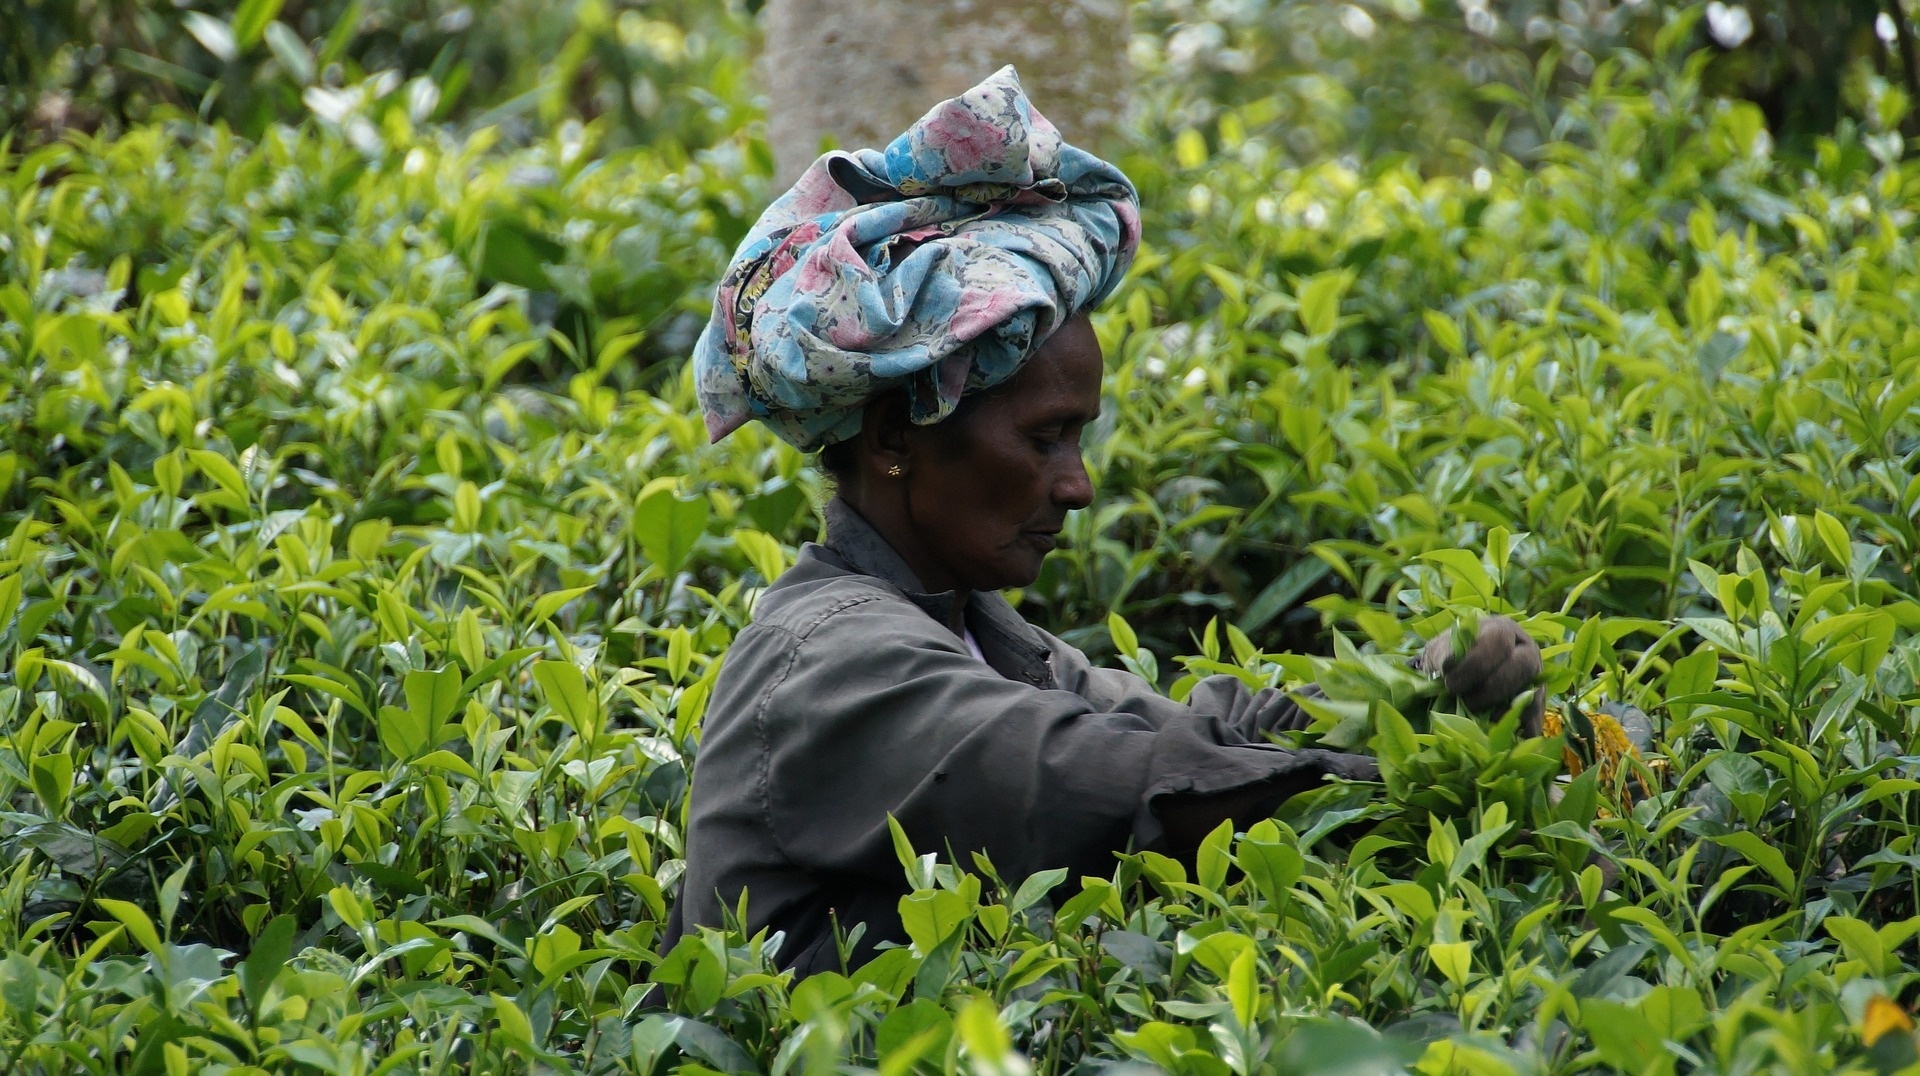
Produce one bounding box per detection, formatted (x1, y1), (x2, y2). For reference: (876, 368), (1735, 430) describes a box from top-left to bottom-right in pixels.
(7, 10), (1920, 1076)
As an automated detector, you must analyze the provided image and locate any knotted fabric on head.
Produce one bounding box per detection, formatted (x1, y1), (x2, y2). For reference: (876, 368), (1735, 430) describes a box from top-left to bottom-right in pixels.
(693, 65), (1141, 451)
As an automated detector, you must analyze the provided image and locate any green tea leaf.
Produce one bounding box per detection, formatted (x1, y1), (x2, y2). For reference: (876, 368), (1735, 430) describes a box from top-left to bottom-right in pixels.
(1295, 269), (1355, 338)
(377, 705), (430, 761)
(231, 0), (284, 47)
(404, 665), (462, 727)
(241, 914), (297, 1009)
(634, 482), (710, 577)
(531, 660), (598, 734)
(1709, 831), (1796, 893)
(1227, 949), (1258, 1027)
(96, 899), (164, 954)
(263, 21), (315, 83)
(181, 11), (237, 62)
(1195, 818), (1234, 892)
(489, 993), (535, 1051)
(1007, 867), (1067, 914)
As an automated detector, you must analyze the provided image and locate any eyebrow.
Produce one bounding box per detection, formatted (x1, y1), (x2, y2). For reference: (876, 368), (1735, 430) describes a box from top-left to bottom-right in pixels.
(1026, 402), (1099, 428)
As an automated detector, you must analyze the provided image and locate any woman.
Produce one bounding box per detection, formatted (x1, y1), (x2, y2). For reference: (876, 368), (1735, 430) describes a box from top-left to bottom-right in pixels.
(667, 68), (1541, 974)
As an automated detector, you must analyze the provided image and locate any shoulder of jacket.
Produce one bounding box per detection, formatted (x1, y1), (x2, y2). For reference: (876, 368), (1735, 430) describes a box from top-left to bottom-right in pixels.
(749, 570), (933, 644)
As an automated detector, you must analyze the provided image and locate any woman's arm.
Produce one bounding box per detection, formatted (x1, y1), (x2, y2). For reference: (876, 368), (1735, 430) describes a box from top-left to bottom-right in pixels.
(1042, 630), (1323, 739)
(749, 597), (1371, 885)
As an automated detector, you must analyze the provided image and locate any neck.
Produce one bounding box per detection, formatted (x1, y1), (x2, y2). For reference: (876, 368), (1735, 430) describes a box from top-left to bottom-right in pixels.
(833, 491), (972, 634)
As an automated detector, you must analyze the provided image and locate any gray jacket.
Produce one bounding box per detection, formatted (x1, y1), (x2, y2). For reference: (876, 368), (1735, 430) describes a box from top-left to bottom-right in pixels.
(665, 499), (1374, 974)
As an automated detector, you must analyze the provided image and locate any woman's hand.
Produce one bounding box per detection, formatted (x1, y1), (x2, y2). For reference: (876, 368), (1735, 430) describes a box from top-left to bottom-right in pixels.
(1155, 749), (1380, 849)
(1419, 616), (1545, 734)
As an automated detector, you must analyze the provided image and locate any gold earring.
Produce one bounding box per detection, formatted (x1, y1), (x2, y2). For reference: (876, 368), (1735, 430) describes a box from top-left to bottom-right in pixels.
(886, 464), (903, 478)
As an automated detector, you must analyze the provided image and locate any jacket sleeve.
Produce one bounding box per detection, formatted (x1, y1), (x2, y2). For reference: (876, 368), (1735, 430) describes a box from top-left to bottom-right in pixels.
(752, 595), (1371, 887)
(1041, 630), (1326, 738)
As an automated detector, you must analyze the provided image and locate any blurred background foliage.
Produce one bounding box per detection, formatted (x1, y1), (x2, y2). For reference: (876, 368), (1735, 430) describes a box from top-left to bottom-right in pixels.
(6, 0), (1919, 163)
(1129, 0), (1913, 165)
(1, 0), (761, 149)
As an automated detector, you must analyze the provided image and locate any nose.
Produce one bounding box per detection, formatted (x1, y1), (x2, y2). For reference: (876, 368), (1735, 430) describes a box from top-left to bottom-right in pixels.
(1053, 448), (1094, 510)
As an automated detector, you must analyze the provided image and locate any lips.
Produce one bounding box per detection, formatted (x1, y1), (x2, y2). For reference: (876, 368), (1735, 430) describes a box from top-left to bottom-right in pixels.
(1024, 530), (1061, 552)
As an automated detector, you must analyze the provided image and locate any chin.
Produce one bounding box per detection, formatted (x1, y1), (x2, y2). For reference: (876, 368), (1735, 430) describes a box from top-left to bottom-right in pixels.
(996, 555), (1047, 591)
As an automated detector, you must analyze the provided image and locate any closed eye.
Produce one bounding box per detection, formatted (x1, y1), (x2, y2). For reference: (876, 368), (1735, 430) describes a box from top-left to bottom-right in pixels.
(1030, 424), (1086, 454)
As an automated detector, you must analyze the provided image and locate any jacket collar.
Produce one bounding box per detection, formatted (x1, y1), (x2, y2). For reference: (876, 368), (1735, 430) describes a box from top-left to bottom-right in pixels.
(822, 497), (1056, 688)
(822, 497), (957, 623)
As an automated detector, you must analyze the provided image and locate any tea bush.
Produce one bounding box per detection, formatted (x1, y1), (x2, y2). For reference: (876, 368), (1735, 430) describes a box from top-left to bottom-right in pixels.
(1133, 0), (1912, 170)
(5, 14), (1920, 1076)
(3, 0), (759, 148)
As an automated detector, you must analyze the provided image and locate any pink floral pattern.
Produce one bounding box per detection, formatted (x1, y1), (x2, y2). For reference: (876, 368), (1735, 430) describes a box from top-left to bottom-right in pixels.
(694, 66), (1140, 450)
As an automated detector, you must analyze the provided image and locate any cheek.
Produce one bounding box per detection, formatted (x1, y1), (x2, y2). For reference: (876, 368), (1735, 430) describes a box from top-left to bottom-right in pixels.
(926, 461), (1035, 549)
(951, 471), (1029, 533)
(969, 454), (1048, 520)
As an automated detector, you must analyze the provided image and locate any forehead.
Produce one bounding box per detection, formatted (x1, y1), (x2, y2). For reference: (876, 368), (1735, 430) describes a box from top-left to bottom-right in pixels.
(1004, 319), (1104, 420)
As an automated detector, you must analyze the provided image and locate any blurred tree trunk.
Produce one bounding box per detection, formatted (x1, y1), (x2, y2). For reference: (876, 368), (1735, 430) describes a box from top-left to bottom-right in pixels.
(761, 0), (1130, 185)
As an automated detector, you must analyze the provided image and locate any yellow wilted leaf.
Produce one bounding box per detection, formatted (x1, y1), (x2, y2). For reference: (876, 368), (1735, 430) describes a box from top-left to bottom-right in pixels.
(1543, 705), (1662, 807)
(1864, 996), (1913, 1047)
(1591, 711), (1635, 788)
(1542, 706), (1583, 776)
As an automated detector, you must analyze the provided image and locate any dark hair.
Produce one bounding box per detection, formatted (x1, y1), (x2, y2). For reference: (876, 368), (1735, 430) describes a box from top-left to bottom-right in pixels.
(817, 438), (860, 483)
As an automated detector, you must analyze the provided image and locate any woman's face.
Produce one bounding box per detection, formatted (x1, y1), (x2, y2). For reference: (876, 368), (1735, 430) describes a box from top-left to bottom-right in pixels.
(898, 317), (1103, 594)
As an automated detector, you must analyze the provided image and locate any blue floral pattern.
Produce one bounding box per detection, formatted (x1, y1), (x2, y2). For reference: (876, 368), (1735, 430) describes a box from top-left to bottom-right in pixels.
(693, 66), (1141, 451)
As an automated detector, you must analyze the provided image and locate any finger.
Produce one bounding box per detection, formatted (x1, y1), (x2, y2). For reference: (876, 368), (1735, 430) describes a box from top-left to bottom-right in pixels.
(1342, 756), (1382, 782)
(1306, 750), (1380, 783)
(1524, 688), (1546, 738)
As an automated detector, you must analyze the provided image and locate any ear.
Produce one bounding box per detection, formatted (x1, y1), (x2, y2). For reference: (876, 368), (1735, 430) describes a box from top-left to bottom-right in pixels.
(858, 392), (913, 479)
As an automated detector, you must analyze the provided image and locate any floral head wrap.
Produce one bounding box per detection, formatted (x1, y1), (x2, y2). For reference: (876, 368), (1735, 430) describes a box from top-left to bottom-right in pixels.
(693, 65), (1141, 451)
